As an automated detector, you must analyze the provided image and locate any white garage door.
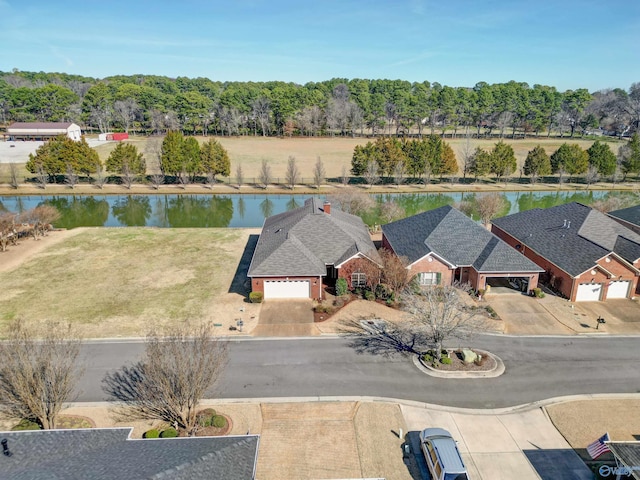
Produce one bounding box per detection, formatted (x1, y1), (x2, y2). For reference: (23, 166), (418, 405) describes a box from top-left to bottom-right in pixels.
(263, 280), (310, 299)
(607, 280), (630, 299)
(575, 283), (602, 302)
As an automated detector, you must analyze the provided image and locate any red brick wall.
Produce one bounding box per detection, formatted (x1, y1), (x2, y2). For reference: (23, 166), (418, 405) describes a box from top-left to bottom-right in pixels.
(407, 255), (453, 286)
(338, 257), (381, 290)
(593, 256), (639, 300)
(251, 276), (323, 300)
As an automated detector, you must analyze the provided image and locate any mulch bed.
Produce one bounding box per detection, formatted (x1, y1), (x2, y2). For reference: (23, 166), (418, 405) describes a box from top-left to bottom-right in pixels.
(424, 349), (496, 372)
(56, 415), (96, 429)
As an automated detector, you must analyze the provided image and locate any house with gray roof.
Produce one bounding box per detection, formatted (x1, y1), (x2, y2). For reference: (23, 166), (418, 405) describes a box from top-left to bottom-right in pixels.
(381, 205), (543, 294)
(0, 428), (259, 480)
(248, 198), (381, 299)
(608, 204), (640, 236)
(492, 202), (640, 302)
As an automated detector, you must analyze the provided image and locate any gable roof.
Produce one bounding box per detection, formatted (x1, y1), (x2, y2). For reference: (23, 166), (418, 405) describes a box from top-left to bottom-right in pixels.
(608, 204), (640, 227)
(248, 198), (380, 277)
(0, 428), (259, 480)
(492, 202), (640, 277)
(382, 205), (542, 273)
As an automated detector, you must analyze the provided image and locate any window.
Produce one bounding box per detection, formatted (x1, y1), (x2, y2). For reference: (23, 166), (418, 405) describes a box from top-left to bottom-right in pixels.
(351, 272), (366, 288)
(419, 272), (441, 285)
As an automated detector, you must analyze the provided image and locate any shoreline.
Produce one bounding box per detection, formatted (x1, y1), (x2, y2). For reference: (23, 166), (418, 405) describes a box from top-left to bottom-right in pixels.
(1, 181), (638, 197)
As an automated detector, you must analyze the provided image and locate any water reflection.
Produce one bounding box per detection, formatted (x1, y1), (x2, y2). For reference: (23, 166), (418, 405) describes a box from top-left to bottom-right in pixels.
(0, 190), (635, 229)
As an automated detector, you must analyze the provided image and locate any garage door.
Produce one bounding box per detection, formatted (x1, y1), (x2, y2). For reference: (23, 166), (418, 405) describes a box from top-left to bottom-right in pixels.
(607, 280), (630, 299)
(263, 280), (310, 299)
(575, 283), (602, 302)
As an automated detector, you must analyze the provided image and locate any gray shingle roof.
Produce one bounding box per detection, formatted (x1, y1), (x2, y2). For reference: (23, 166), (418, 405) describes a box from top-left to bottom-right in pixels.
(607, 442), (640, 479)
(492, 202), (640, 276)
(382, 205), (542, 273)
(248, 198), (380, 277)
(0, 428), (258, 480)
(609, 204), (640, 227)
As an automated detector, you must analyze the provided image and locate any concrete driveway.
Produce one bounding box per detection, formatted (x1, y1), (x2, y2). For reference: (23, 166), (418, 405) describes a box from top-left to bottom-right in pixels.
(572, 299), (640, 334)
(402, 406), (592, 480)
(485, 293), (575, 335)
(253, 299), (319, 336)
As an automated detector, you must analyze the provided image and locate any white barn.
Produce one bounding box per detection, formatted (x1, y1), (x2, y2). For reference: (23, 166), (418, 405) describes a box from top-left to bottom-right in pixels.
(6, 122), (82, 141)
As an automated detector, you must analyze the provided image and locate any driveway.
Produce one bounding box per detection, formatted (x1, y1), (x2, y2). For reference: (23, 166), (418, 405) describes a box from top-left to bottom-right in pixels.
(485, 293), (575, 335)
(572, 299), (640, 334)
(402, 406), (592, 480)
(253, 299), (319, 336)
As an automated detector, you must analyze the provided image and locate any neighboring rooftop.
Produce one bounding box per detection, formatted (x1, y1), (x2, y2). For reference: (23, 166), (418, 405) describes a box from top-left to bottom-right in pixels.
(382, 205), (542, 273)
(492, 202), (640, 276)
(0, 428), (259, 480)
(248, 198), (380, 277)
(7, 122), (76, 130)
(608, 204), (640, 228)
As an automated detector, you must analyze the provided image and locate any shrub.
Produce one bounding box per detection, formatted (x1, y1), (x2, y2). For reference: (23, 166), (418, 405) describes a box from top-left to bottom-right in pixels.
(160, 427), (178, 438)
(197, 409), (217, 427)
(421, 352), (434, 364)
(11, 419), (41, 431)
(249, 291), (263, 303)
(375, 283), (392, 300)
(532, 288), (544, 298)
(143, 429), (160, 438)
(441, 357), (452, 365)
(212, 415), (228, 429)
(474, 355), (485, 366)
(333, 298), (344, 308)
(335, 278), (348, 296)
(477, 288), (486, 297)
(485, 306), (498, 318)
(364, 290), (375, 301)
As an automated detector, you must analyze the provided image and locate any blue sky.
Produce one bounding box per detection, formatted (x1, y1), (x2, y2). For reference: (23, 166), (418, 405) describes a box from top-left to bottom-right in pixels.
(0, 0), (638, 92)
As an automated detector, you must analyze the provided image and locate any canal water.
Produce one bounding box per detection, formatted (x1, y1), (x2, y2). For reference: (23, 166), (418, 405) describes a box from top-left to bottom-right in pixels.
(0, 190), (635, 229)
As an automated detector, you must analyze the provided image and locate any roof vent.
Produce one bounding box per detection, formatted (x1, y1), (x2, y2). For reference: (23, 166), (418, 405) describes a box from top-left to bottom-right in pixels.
(2, 439), (11, 457)
(563, 219), (567, 227)
(566, 221), (571, 229)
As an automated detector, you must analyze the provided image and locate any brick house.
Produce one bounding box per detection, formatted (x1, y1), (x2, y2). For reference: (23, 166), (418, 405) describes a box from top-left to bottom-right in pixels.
(248, 198), (381, 300)
(381, 205), (542, 293)
(492, 202), (640, 302)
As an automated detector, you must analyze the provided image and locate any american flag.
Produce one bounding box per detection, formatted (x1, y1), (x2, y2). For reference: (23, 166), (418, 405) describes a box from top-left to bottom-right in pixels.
(587, 433), (611, 459)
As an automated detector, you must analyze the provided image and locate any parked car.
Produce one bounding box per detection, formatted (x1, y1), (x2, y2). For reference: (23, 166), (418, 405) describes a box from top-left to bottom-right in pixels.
(419, 428), (469, 480)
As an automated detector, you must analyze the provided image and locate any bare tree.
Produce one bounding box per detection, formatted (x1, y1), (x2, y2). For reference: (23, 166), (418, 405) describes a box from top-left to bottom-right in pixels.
(313, 156), (326, 189)
(341, 164), (350, 186)
(328, 188), (375, 216)
(178, 166), (190, 189)
(422, 161), (432, 188)
(258, 158), (272, 189)
(0, 320), (82, 429)
(393, 160), (406, 188)
(402, 284), (483, 363)
(284, 155), (300, 189)
(94, 163), (107, 189)
(379, 248), (410, 294)
(9, 163), (19, 189)
(585, 165), (600, 188)
(64, 164), (79, 189)
(557, 166), (567, 187)
(102, 324), (228, 435)
(121, 162), (135, 190)
(0, 212), (17, 252)
(36, 164), (48, 189)
(379, 201), (404, 223)
(460, 135), (475, 182)
(20, 205), (60, 238)
(475, 193), (507, 226)
(364, 159), (380, 189)
(113, 99), (139, 133)
(236, 163), (244, 189)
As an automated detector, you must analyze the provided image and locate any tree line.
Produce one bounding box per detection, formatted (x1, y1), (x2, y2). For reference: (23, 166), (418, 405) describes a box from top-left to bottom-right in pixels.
(350, 134), (640, 185)
(1, 70), (638, 138)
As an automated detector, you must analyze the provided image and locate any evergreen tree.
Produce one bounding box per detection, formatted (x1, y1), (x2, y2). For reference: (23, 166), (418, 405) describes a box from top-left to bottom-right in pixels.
(200, 138), (231, 182)
(490, 140), (517, 180)
(550, 143), (588, 177)
(587, 140), (617, 176)
(106, 142), (146, 175)
(619, 133), (640, 179)
(160, 131), (185, 175)
(523, 145), (551, 182)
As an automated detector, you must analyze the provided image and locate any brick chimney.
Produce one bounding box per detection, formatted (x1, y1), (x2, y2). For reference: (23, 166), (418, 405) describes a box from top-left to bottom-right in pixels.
(323, 201), (331, 215)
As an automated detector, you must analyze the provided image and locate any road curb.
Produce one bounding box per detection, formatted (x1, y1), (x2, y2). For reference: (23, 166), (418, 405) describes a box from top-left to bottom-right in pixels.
(412, 349), (505, 378)
(62, 393), (640, 416)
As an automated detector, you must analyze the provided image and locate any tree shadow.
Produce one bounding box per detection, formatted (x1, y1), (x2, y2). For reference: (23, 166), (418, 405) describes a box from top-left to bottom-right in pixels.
(228, 234), (259, 296)
(339, 319), (427, 358)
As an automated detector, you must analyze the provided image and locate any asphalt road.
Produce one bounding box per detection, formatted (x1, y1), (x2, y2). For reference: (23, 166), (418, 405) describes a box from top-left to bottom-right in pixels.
(77, 335), (640, 408)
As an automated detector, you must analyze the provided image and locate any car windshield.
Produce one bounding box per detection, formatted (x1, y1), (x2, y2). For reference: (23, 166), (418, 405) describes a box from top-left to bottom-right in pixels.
(445, 474), (469, 480)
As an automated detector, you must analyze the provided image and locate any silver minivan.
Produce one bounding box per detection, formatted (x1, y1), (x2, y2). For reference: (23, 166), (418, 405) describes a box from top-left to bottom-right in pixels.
(419, 428), (470, 480)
